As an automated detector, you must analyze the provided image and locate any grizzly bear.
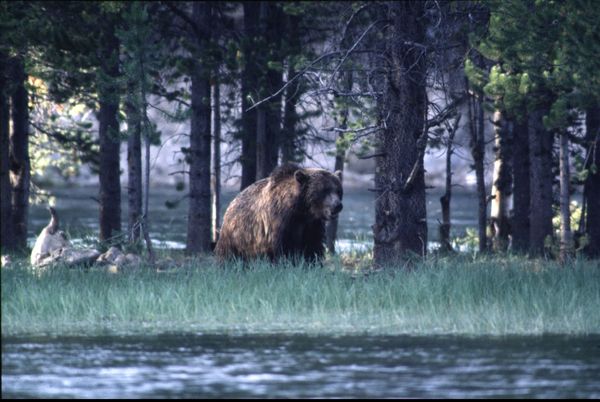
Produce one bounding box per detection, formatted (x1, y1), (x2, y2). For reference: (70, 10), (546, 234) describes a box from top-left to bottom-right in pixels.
(215, 163), (343, 263)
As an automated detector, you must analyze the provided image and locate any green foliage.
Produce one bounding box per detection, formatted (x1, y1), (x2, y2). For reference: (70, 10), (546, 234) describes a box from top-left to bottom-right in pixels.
(551, 200), (583, 240)
(469, 0), (600, 205)
(281, 2), (308, 16)
(117, 2), (163, 146)
(543, 96), (570, 131)
(266, 60), (284, 72)
(464, 58), (488, 93)
(1, 2), (108, 183)
(452, 227), (480, 252)
(542, 200), (592, 257)
(472, 0), (600, 123)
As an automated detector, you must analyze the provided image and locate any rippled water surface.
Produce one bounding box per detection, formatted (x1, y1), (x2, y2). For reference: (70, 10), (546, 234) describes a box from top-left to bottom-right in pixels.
(3, 334), (599, 398)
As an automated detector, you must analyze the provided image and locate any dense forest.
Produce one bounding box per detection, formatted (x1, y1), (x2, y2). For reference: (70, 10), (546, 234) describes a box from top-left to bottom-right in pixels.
(1, 0), (599, 265)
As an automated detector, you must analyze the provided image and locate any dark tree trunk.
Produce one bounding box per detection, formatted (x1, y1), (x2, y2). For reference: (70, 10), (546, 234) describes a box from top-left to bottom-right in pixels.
(470, 94), (488, 252)
(325, 152), (344, 254)
(98, 22), (121, 243)
(528, 108), (554, 256)
(326, 71), (352, 254)
(255, 1), (282, 181)
(256, 104), (268, 180)
(489, 110), (513, 252)
(559, 131), (572, 262)
(264, 82), (282, 177)
(0, 51), (13, 252)
(240, 2), (259, 190)
(142, 108), (155, 264)
(439, 114), (461, 253)
(511, 117), (530, 253)
(126, 92), (142, 245)
(211, 79), (221, 243)
(186, 2), (212, 254)
(255, 102), (282, 181)
(325, 149), (346, 255)
(467, 83), (487, 253)
(9, 56), (30, 251)
(373, 1), (428, 266)
(281, 13), (302, 164)
(475, 99), (487, 254)
(584, 105), (600, 257)
(281, 63), (299, 164)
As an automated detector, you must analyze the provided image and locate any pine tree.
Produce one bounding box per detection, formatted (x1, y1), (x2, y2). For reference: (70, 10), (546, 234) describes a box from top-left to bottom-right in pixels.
(372, 1), (428, 265)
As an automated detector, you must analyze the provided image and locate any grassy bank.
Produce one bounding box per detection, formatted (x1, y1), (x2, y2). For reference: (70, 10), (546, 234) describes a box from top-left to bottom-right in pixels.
(2, 255), (599, 337)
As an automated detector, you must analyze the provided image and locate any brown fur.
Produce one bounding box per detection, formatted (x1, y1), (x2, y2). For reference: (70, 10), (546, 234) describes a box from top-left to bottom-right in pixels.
(215, 163), (343, 263)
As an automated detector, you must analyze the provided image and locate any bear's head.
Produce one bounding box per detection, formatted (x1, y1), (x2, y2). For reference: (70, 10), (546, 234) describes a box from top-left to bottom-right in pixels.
(294, 168), (343, 221)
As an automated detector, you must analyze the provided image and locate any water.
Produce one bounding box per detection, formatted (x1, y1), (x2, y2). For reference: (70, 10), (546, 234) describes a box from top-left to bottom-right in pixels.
(28, 186), (482, 251)
(11, 188), (599, 398)
(2, 334), (599, 398)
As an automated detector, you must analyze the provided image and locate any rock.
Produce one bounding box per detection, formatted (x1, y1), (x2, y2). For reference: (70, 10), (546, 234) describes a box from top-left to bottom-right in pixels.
(124, 253), (142, 266)
(97, 247), (142, 268)
(30, 206), (99, 269)
(1, 255), (12, 268)
(28, 207), (146, 270)
(96, 246), (124, 264)
(36, 247), (101, 269)
(113, 254), (127, 266)
(30, 206), (71, 266)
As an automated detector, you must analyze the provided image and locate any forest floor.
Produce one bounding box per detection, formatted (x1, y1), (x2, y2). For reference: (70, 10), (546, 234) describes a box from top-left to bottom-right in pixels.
(2, 253), (599, 337)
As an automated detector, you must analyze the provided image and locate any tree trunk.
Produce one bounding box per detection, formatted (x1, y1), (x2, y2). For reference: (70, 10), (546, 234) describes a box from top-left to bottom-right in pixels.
(255, 105), (268, 180)
(373, 1), (428, 266)
(325, 154), (343, 254)
(326, 71), (352, 254)
(265, 85), (282, 176)
(186, 2), (212, 254)
(255, 2), (282, 181)
(240, 2), (259, 190)
(211, 79), (221, 243)
(281, 63), (299, 164)
(98, 22), (121, 243)
(9, 55), (30, 251)
(281, 12), (302, 164)
(559, 131), (572, 262)
(126, 91), (142, 245)
(142, 110), (155, 264)
(439, 114), (461, 253)
(583, 105), (600, 257)
(0, 51), (14, 252)
(476, 100), (487, 254)
(467, 84), (487, 253)
(528, 108), (554, 256)
(489, 110), (513, 252)
(511, 117), (530, 253)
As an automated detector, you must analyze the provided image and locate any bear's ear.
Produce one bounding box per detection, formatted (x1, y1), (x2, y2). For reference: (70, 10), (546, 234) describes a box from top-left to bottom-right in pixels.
(334, 170), (343, 180)
(295, 170), (309, 184)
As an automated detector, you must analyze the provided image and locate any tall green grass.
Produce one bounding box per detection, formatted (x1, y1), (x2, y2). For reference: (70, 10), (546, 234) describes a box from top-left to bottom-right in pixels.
(2, 255), (599, 336)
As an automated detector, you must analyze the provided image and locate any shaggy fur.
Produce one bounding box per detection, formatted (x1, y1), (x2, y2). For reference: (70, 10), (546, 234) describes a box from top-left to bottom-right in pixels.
(215, 163), (343, 263)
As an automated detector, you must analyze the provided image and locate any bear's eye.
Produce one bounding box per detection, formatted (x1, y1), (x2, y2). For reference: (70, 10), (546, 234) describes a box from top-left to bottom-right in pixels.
(322, 186), (340, 201)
